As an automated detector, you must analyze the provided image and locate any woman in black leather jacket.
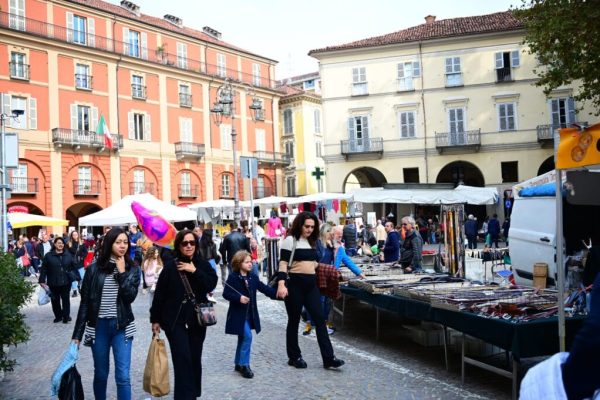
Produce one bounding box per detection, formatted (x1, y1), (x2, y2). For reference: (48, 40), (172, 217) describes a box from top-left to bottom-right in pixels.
(71, 228), (140, 400)
(39, 237), (77, 323)
(150, 229), (218, 399)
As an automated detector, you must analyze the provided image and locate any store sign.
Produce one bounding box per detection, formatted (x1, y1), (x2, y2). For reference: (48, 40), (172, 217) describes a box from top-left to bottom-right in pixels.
(8, 205), (28, 213)
(557, 122), (600, 169)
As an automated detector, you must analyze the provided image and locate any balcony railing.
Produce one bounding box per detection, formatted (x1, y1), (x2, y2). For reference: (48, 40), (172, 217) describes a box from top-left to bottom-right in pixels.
(75, 74), (92, 90)
(9, 62), (29, 80)
(253, 186), (273, 199)
(219, 185), (233, 199)
(178, 184), (199, 198)
(52, 128), (123, 150)
(340, 137), (384, 158)
(253, 151), (291, 167)
(179, 93), (192, 107)
(175, 142), (205, 160)
(129, 182), (155, 195)
(9, 177), (38, 194)
(73, 179), (101, 196)
(435, 129), (481, 151)
(496, 67), (514, 83)
(537, 122), (588, 142)
(0, 11), (278, 90)
(131, 84), (147, 99)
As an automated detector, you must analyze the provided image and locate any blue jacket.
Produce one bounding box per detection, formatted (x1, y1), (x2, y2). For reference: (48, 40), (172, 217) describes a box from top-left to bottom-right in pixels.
(465, 219), (478, 237)
(383, 230), (400, 262)
(317, 240), (362, 276)
(223, 272), (276, 335)
(488, 218), (501, 235)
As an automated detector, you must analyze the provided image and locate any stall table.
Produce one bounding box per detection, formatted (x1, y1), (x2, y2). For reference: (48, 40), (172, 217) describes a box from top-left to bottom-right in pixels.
(337, 285), (585, 399)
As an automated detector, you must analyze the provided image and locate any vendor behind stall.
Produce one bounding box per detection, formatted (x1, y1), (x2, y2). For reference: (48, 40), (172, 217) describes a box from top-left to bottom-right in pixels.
(398, 216), (423, 273)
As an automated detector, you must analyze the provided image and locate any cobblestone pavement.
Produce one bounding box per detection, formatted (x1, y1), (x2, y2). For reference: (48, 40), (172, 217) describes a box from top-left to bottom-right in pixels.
(0, 274), (512, 399)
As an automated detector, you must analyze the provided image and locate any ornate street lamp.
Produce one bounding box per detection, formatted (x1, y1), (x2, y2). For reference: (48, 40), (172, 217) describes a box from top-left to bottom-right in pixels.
(210, 79), (263, 224)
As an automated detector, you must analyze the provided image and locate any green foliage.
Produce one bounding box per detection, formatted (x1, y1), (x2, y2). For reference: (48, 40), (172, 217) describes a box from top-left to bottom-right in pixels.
(0, 251), (34, 372)
(514, 0), (600, 115)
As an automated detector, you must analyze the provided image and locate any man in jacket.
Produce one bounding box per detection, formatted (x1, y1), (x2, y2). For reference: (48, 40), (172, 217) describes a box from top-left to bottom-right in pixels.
(399, 216), (423, 273)
(219, 221), (251, 274)
(488, 214), (501, 248)
(342, 219), (358, 256)
(381, 221), (400, 263)
(464, 214), (478, 250)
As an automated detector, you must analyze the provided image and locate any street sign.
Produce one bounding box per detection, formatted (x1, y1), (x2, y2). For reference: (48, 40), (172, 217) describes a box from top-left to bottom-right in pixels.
(240, 156), (258, 179)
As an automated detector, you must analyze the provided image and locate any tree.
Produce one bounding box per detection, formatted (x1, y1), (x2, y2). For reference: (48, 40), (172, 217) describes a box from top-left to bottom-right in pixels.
(514, 0), (600, 115)
(0, 251), (34, 372)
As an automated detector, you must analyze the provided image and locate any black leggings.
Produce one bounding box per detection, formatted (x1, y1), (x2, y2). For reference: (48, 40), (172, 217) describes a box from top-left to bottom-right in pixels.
(49, 284), (70, 320)
(165, 323), (206, 400)
(284, 273), (334, 362)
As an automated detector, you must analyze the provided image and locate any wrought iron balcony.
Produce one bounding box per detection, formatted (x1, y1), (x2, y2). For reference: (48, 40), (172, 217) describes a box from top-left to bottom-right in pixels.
(253, 186), (273, 199)
(0, 11), (280, 89)
(536, 122), (588, 145)
(179, 93), (192, 107)
(218, 185), (233, 199)
(253, 151), (291, 167)
(52, 128), (123, 151)
(131, 84), (147, 100)
(340, 137), (384, 159)
(9, 177), (38, 194)
(178, 184), (199, 198)
(75, 74), (92, 90)
(9, 61), (29, 80)
(435, 129), (481, 152)
(73, 179), (101, 196)
(175, 142), (205, 160)
(495, 67), (514, 83)
(129, 182), (155, 195)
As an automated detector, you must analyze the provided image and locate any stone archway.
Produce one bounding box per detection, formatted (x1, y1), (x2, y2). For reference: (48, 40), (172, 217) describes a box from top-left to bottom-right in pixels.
(66, 202), (103, 236)
(538, 156), (555, 176)
(343, 167), (387, 192)
(436, 161), (485, 187)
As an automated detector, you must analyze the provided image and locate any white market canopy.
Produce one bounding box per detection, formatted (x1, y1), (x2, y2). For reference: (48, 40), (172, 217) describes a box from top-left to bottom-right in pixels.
(8, 212), (69, 228)
(351, 185), (499, 205)
(188, 199), (236, 210)
(242, 196), (297, 206)
(79, 193), (197, 226)
(286, 192), (353, 205)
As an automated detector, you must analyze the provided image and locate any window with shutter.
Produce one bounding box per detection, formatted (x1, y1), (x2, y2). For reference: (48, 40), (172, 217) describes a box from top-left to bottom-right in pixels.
(399, 111), (416, 138)
(445, 57), (462, 86)
(9, 0), (25, 31)
(177, 42), (188, 69)
(132, 113), (144, 140)
(498, 103), (516, 131)
(2, 94), (12, 127)
(448, 108), (466, 145)
(88, 18), (95, 47)
(252, 63), (261, 86)
(255, 128), (266, 151)
(180, 172), (191, 196)
(221, 174), (230, 197)
(283, 109), (293, 134)
(28, 98), (37, 130)
(495, 51), (516, 82)
(314, 109), (321, 133)
(220, 124), (231, 150)
(73, 15), (87, 45)
(351, 67), (368, 95)
(217, 54), (226, 77)
(11, 96), (27, 129)
(133, 169), (145, 194)
(550, 98), (575, 129)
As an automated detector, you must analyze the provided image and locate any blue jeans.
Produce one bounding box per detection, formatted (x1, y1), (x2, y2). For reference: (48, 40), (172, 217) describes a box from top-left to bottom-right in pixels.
(308, 296), (331, 325)
(91, 318), (133, 400)
(234, 320), (253, 366)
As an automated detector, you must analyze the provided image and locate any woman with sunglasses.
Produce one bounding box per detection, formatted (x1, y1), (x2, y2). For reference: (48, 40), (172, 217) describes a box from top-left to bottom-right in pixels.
(150, 229), (218, 399)
(276, 211), (345, 370)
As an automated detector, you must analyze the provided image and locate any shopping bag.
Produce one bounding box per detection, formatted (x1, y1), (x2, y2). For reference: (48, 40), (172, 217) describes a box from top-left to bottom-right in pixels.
(143, 333), (170, 397)
(38, 286), (51, 306)
(58, 365), (84, 400)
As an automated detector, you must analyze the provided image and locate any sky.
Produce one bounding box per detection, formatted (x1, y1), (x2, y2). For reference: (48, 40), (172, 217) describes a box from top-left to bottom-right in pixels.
(131, 0), (519, 80)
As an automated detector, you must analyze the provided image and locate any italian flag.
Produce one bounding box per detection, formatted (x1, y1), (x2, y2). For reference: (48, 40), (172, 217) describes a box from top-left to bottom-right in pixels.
(97, 114), (114, 149)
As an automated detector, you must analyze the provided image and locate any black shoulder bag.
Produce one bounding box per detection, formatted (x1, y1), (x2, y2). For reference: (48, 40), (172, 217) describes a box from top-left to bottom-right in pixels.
(179, 271), (217, 327)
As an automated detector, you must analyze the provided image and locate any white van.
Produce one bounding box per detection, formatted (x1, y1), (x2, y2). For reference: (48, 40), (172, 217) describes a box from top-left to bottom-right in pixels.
(510, 169), (600, 287)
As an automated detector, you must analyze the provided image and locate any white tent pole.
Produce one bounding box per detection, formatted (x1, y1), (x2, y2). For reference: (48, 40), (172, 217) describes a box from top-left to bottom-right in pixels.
(555, 168), (566, 352)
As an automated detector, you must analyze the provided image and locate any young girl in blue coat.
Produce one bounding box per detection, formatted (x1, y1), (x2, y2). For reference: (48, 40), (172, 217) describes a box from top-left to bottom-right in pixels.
(223, 250), (277, 379)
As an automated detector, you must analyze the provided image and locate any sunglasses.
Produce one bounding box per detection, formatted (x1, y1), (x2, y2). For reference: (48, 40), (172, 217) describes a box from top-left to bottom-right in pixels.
(180, 240), (196, 247)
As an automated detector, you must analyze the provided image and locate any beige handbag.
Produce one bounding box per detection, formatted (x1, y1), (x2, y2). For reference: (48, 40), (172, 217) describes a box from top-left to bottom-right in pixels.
(143, 333), (170, 397)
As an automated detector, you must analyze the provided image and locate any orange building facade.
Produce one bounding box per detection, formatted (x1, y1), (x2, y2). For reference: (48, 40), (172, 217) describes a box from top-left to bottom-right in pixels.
(1, 0), (286, 233)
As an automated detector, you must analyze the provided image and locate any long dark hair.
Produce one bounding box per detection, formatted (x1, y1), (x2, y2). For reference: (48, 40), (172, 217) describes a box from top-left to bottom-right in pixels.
(173, 229), (198, 260)
(51, 236), (66, 253)
(198, 229), (214, 259)
(96, 228), (133, 273)
(289, 211), (319, 247)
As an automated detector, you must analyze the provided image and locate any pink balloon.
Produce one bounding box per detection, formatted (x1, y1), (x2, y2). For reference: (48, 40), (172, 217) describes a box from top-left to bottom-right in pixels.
(131, 201), (176, 249)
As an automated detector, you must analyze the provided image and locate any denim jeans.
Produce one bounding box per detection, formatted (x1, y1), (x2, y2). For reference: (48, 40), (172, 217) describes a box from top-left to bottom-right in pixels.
(308, 296), (331, 325)
(91, 318), (133, 400)
(234, 320), (253, 366)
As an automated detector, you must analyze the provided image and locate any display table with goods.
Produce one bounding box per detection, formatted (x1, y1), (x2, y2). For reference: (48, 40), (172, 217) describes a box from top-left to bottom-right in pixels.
(336, 277), (587, 400)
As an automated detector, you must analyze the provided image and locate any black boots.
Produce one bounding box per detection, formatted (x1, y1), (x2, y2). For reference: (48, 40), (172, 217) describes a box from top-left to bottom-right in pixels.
(287, 357), (308, 369)
(238, 366), (254, 379)
(323, 357), (345, 369)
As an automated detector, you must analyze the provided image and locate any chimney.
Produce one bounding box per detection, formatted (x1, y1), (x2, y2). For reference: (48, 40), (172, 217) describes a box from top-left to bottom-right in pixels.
(120, 0), (140, 16)
(202, 26), (222, 40)
(164, 14), (183, 28)
(425, 15), (436, 24)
